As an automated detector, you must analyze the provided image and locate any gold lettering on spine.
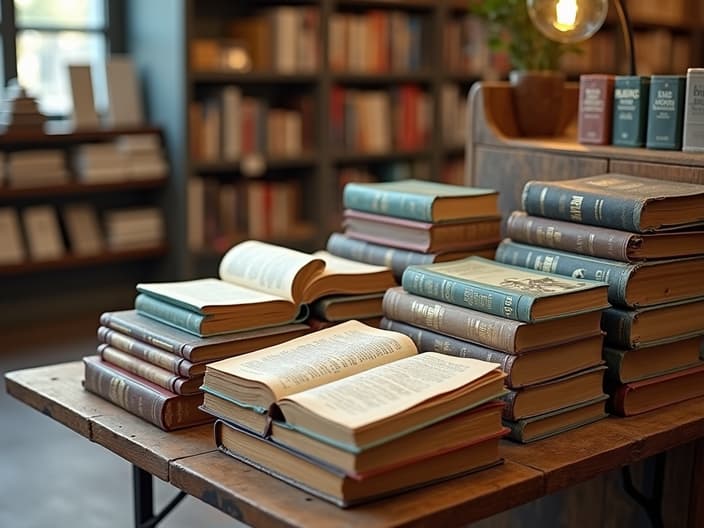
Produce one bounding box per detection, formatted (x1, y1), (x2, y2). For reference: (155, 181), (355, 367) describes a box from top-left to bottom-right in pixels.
(569, 195), (584, 222)
(539, 188), (548, 216)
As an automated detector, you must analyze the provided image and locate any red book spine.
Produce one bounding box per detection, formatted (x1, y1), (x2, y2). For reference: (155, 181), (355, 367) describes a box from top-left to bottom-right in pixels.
(578, 74), (615, 144)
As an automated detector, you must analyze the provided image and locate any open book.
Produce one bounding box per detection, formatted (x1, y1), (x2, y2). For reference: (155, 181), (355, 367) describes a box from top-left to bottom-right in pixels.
(136, 241), (396, 336)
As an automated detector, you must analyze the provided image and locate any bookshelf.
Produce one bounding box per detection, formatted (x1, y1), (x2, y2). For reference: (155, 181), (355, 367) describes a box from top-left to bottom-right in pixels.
(0, 126), (171, 323)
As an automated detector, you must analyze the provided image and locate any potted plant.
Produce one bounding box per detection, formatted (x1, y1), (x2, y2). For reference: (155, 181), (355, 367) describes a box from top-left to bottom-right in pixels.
(471, 0), (579, 136)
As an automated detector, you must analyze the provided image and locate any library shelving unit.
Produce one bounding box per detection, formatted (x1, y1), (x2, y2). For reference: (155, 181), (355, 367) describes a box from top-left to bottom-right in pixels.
(0, 125), (170, 324)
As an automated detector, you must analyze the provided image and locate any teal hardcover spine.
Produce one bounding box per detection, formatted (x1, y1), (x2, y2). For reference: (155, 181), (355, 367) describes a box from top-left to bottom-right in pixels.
(495, 240), (632, 307)
(342, 184), (435, 222)
(401, 265), (538, 322)
(135, 293), (206, 336)
(612, 76), (650, 147)
(646, 75), (686, 150)
(683, 68), (704, 152)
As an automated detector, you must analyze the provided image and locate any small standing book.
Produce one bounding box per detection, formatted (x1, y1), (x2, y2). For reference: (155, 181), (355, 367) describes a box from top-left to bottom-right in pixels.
(611, 76), (649, 147)
(683, 68), (704, 152)
(646, 75), (686, 150)
(400, 256), (609, 323)
(342, 179), (498, 222)
(521, 174), (704, 232)
(578, 74), (614, 145)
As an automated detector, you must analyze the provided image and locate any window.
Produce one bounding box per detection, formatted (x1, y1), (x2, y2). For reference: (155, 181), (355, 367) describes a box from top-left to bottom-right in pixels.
(0, 0), (123, 117)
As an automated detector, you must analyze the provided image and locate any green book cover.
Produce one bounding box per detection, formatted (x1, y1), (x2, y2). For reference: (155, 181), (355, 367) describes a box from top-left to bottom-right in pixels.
(612, 76), (650, 147)
(646, 75), (686, 150)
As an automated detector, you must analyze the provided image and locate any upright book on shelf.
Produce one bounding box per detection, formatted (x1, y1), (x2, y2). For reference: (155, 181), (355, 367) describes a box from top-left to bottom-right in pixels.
(646, 75), (686, 150)
(578, 74), (614, 145)
(683, 68), (704, 152)
(612, 76), (650, 147)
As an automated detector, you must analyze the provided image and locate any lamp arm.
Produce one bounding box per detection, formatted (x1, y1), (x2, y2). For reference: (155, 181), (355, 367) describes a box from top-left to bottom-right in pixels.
(612, 0), (636, 75)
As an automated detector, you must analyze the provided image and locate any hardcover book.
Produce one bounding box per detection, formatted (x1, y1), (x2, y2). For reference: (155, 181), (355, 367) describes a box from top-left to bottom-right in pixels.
(326, 232), (491, 280)
(382, 287), (604, 353)
(683, 68), (704, 152)
(136, 241), (395, 336)
(578, 74), (614, 145)
(506, 211), (704, 262)
(99, 309), (310, 363)
(504, 396), (609, 443)
(342, 179), (498, 222)
(495, 239), (704, 308)
(502, 365), (607, 421)
(200, 320), (506, 441)
(604, 335), (704, 384)
(601, 297), (704, 348)
(646, 75), (685, 150)
(612, 76), (650, 147)
(609, 363), (704, 416)
(342, 209), (501, 253)
(82, 355), (211, 431)
(521, 174), (704, 233)
(380, 318), (604, 389)
(400, 256), (609, 323)
(310, 293), (384, 322)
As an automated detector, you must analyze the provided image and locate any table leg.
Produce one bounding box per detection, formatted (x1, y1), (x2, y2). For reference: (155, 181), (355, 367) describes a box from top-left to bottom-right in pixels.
(132, 465), (187, 528)
(621, 452), (666, 528)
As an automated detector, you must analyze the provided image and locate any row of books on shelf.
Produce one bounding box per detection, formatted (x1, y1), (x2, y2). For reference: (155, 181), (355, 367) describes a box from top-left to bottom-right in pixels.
(0, 134), (167, 188)
(578, 69), (704, 151)
(0, 205), (165, 265)
(81, 176), (704, 508)
(189, 90), (314, 163)
(443, 14), (509, 79)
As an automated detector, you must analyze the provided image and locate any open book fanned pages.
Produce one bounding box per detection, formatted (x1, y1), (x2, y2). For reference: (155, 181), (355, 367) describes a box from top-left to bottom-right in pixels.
(201, 320), (508, 506)
(135, 241), (396, 336)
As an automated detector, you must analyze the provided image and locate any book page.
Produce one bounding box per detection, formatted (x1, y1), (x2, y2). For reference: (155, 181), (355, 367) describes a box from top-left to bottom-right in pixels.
(219, 240), (324, 301)
(312, 250), (391, 276)
(209, 320), (417, 400)
(281, 353), (501, 429)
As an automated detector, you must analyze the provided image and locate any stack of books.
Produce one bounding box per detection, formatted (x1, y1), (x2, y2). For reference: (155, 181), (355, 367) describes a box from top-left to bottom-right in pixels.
(326, 179), (502, 282)
(496, 173), (704, 417)
(200, 319), (509, 507)
(381, 256), (611, 443)
(6, 149), (68, 188)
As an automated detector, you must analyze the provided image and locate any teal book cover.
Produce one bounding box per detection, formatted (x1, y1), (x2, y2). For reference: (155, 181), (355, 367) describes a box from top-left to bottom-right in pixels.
(646, 75), (686, 150)
(612, 76), (650, 147)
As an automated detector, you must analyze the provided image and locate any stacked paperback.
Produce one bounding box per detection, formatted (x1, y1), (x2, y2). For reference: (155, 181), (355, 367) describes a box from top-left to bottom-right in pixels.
(200, 320), (508, 507)
(497, 173), (704, 416)
(381, 256), (611, 443)
(326, 179), (502, 281)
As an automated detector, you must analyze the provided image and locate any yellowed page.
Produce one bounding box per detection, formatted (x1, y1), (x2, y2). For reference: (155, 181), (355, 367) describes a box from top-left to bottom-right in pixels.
(281, 353), (500, 429)
(218, 240), (323, 302)
(312, 250), (391, 276)
(209, 320), (417, 400)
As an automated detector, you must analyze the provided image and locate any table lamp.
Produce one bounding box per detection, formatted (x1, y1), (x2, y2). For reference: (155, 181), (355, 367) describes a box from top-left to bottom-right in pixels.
(526, 0), (636, 75)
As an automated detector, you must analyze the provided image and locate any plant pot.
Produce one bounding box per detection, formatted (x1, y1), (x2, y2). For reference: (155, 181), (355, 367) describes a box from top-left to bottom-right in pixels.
(509, 70), (566, 137)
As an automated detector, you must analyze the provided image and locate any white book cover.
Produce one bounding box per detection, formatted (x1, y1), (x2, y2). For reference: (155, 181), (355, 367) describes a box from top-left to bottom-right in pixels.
(68, 64), (100, 129)
(63, 204), (104, 256)
(0, 208), (26, 264)
(105, 56), (144, 127)
(22, 206), (65, 261)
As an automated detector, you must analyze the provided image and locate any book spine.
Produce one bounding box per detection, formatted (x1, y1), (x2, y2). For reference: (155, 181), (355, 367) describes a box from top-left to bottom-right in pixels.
(401, 265), (535, 322)
(578, 74), (614, 145)
(380, 318), (521, 387)
(83, 357), (168, 429)
(500, 391), (519, 420)
(646, 75), (686, 150)
(382, 288), (519, 352)
(612, 76), (650, 147)
(342, 184), (434, 221)
(608, 386), (630, 416)
(521, 180), (644, 233)
(495, 240), (632, 307)
(97, 326), (193, 377)
(99, 313), (194, 360)
(600, 308), (636, 348)
(502, 419), (527, 443)
(326, 232), (434, 279)
(135, 294), (205, 336)
(683, 68), (704, 152)
(505, 212), (633, 262)
(602, 347), (627, 384)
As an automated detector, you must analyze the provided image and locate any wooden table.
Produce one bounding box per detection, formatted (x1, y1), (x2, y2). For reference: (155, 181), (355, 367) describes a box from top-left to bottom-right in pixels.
(5, 361), (704, 528)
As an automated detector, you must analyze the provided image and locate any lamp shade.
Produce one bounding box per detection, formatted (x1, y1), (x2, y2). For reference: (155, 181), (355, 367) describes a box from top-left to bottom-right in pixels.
(527, 0), (608, 43)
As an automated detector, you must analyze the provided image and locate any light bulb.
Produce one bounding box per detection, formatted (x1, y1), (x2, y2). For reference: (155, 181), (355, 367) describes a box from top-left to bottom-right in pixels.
(527, 0), (608, 43)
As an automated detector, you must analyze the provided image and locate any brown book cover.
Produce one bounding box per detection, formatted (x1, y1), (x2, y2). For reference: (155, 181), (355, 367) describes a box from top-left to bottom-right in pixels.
(506, 211), (704, 262)
(82, 355), (211, 431)
(578, 74), (615, 144)
(99, 310), (310, 363)
(382, 287), (604, 353)
(610, 362), (704, 416)
(502, 366), (607, 420)
(343, 209), (501, 253)
(97, 326), (204, 378)
(98, 344), (203, 396)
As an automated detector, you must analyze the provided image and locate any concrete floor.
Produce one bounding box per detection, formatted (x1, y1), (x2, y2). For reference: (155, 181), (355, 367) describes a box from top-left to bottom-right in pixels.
(1, 312), (651, 528)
